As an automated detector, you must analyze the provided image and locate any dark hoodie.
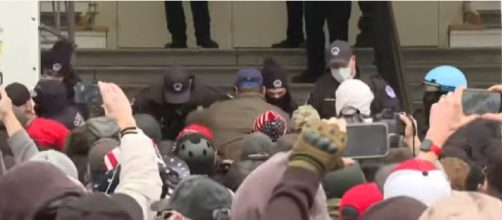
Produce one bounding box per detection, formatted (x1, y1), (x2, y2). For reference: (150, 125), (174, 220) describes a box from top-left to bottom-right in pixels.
(443, 119), (502, 167)
(42, 40), (81, 102)
(33, 79), (84, 130)
(261, 58), (298, 115)
(133, 67), (227, 140)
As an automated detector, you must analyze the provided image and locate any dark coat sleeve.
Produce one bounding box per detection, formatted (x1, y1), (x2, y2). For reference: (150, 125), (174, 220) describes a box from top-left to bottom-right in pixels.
(359, 73), (401, 114)
(262, 167), (321, 220)
(191, 84), (229, 108)
(307, 81), (337, 119)
(132, 87), (163, 121)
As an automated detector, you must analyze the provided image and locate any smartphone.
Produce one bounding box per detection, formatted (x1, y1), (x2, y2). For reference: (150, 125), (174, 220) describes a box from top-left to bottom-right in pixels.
(462, 89), (501, 115)
(74, 83), (102, 105)
(343, 123), (390, 159)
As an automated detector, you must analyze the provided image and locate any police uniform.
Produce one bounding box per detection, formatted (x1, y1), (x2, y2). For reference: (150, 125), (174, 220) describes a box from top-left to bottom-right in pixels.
(164, 1), (217, 47)
(133, 68), (227, 140)
(300, 1), (352, 81)
(307, 72), (399, 119)
(272, 1), (304, 48)
(307, 41), (400, 119)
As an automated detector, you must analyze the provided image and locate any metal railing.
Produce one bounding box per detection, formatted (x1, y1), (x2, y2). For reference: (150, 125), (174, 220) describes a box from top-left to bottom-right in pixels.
(39, 1), (97, 46)
(372, 2), (409, 112)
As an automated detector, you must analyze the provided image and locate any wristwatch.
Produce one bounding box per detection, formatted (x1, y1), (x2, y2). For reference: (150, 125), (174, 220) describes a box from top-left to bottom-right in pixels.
(420, 139), (442, 157)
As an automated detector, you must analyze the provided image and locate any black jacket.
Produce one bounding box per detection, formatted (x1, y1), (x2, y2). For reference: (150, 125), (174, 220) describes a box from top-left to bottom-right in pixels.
(50, 106), (85, 130)
(132, 81), (227, 140)
(307, 72), (400, 119)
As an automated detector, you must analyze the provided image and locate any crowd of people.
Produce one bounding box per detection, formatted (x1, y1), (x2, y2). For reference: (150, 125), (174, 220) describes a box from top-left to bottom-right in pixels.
(0, 38), (502, 220)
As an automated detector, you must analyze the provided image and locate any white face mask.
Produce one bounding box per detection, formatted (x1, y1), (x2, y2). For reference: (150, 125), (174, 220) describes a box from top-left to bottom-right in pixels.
(331, 67), (353, 83)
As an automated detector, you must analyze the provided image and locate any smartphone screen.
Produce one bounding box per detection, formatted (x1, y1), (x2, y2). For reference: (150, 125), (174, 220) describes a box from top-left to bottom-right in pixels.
(462, 89), (501, 115)
(344, 123), (389, 159)
(73, 83), (102, 105)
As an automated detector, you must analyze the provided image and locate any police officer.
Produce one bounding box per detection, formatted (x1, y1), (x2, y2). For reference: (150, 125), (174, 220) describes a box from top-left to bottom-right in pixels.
(307, 40), (400, 119)
(271, 1), (304, 48)
(164, 1), (218, 48)
(413, 65), (468, 139)
(293, 1), (352, 83)
(133, 67), (227, 140)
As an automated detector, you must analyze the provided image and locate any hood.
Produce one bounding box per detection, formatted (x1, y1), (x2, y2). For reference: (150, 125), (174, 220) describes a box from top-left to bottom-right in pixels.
(87, 117), (120, 138)
(0, 162), (85, 220)
(231, 151), (330, 220)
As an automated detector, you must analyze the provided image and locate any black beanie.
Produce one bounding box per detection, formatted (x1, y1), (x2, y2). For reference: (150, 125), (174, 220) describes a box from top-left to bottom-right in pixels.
(5, 83), (31, 107)
(261, 58), (288, 89)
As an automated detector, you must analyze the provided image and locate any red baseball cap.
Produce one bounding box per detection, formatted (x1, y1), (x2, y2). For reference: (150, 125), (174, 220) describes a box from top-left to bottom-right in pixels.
(177, 124), (213, 140)
(340, 182), (383, 220)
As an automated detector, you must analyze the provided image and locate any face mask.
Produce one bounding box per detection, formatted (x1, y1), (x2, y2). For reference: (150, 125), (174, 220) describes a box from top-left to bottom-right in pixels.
(266, 96), (290, 113)
(331, 67), (353, 83)
(267, 96), (286, 106)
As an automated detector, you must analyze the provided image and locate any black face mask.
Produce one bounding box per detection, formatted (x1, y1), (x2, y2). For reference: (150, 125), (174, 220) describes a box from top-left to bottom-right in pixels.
(266, 96), (288, 109)
(422, 91), (445, 125)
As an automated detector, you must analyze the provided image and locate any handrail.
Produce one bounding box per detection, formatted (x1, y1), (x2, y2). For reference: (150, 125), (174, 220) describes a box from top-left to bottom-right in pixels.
(372, 2), (409, 112)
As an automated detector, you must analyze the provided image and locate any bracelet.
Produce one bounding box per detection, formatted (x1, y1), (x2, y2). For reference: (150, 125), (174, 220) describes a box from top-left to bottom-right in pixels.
(430, 144), (442, 157)
(120, 127), (137, 137)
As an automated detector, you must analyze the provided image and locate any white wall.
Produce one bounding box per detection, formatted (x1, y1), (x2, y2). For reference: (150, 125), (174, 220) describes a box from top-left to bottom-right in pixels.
(96, 1), (465, 49)
(0, 1), (40, 89)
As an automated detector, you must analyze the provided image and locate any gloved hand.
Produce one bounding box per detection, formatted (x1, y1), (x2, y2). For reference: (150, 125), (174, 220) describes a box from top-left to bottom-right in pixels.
(289, 120), (347, 176)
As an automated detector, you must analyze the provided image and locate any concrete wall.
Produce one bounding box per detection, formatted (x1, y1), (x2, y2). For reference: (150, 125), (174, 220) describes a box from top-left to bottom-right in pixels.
(94, 1), (464, 49)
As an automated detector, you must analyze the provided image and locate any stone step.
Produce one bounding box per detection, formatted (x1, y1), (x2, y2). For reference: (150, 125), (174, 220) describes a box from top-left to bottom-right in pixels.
(76, 65), (380, 85)
(404, 64), (501, 82)
(400, 48), (501, 65)
(76, 64), (500, 86)
(120, 83), (313, 104)
(480, 10), (501, 28)
(75, 48), (501, 67)
(449, 29), (502, 48)
(470, 1), (500, 11)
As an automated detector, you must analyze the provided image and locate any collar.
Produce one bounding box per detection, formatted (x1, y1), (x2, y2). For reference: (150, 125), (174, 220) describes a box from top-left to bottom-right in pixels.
(236, 92), (265, 99)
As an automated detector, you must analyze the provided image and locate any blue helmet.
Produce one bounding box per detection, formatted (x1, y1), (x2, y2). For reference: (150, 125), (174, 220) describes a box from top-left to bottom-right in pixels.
(424, 65), (467, 92)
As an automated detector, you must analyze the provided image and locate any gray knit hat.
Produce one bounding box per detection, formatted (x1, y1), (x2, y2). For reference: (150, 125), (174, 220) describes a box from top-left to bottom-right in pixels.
(240, 132), (274, 160)
(29, 149), (79, 180)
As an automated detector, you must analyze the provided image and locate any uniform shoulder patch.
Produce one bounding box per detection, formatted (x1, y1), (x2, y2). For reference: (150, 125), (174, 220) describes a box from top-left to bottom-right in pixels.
(385, 85), (396, 98)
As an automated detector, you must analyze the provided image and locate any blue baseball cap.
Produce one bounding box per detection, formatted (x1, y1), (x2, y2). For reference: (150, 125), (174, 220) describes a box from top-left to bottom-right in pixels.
(234, 68), (263, 88)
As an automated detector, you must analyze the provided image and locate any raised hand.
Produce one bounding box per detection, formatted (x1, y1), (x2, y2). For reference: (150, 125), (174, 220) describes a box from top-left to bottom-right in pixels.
(425, 87), (479, 147)
(98, 82), (136, 129)
(289, 119), (347, 175)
